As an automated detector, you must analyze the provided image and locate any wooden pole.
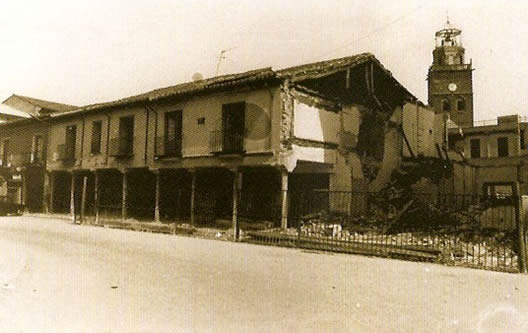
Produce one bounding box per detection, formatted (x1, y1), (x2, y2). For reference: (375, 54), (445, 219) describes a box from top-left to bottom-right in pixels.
(190, 169), (196, 226)
(154, 170), (160, 222)
(44, 171), (52, 214)
(94, 171), (100, 224)
(122, 170), (127, 222)
(80, 175), (88, 224)
(21, 171), (26, 207)
(280, 169), (289, 229)
(70, 173), (76, 224)
(232, 169), (241, 241)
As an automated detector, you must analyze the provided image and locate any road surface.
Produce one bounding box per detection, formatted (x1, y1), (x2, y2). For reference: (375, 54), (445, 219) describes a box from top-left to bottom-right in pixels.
(0, 216), (527, 332)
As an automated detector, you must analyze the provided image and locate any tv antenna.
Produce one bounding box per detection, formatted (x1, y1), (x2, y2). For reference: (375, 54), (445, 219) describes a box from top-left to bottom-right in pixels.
(215, 47), (237, 75)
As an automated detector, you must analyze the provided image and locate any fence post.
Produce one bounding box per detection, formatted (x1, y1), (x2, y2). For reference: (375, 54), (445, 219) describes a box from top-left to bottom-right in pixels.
(514, 183), (527, 273)
(517, 193), (528, 273)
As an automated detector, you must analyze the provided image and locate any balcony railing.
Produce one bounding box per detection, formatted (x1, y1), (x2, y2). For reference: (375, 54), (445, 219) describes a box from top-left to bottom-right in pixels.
(210, 131), (244, 154)
(0, 152), (45, 167)
(0, 157), (11, 167)
(30, 151), (45, 164)
(110, 137), (134, 157)
(57, 144), (76, 161)
(155, 136), (182, 158)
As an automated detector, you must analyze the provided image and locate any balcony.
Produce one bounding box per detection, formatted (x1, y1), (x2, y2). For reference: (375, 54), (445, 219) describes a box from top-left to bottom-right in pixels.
(0, 156), (11, 167)
(110, 137), (134, 157)
(210, 131), (244, 154)
(155, 136), (182, 159)
(57, 144), (76, 161)
(30, 150), (45, 164)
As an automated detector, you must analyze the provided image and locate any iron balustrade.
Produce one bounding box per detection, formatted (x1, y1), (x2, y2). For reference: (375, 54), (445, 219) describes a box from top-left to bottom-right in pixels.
(155, 136), (182, 158)
(209, 130), (244, 154)
(110, 137), (134, 157)
(57, 144), (76, 161)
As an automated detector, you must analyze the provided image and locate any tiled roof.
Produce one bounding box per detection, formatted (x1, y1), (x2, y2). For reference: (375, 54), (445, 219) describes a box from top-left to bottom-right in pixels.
(0, 104), (31, 118)
(50, 53), (417, 120)
(278, 52), (416, 101)
(278, 52), (374, 79)
(52, 67), (277, 119)
(147, 67), (276, 101)
(9, 94), (78, 113)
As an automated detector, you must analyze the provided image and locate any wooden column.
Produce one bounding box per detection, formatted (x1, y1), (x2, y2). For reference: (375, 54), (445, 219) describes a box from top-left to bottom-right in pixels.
(94, 171), (100, 224)
(190, 169), (196, 226)
(154, 169), (160, 223)
(280, 169), (289, 229)
(43, 171), (50, 213)
(49, 172), (55, 214)
(21, 171), (26, 206)
(121, 170), (128, 222)
(70, 173), (76, 223)
(80, 175), (88, 224)
(232, 168), (242, 241)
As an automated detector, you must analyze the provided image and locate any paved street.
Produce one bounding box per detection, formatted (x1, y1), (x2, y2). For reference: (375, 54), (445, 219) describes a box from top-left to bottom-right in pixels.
(0, 216), (527, 332)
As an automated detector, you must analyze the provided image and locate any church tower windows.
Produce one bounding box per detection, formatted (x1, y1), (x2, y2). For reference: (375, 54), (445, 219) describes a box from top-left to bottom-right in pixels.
(427, 18), (474, 127)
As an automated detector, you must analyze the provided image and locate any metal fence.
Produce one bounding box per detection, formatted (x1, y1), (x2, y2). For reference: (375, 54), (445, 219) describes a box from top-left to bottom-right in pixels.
(245, 191), (528, 273)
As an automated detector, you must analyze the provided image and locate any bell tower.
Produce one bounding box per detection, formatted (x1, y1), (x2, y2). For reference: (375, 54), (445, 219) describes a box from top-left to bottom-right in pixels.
(428, 18), (474, 127)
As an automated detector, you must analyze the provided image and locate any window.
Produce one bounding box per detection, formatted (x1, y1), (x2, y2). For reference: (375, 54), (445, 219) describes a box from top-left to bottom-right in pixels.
(456, 98), (465, 111)
(1, 140), (9, 165)
(442, 99), (450, 112)
(221, 102), (245, 153)
(32, 135), (43, 163)
(91, 121), (102, 154)
(521, 130), (525, 150)
(64, 125), (77, 160)
(164, 111), (183, 156)
(114, 116), (134, 156)
(470, 139), (481, 158)
(497, 137), (509, 157)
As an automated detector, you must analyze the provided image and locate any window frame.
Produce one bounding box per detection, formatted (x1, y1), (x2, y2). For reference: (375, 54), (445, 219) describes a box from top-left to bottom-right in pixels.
(441, 99), (451, 112)
(90, 120), (103, 155)
(469, 138), (481, 158)
(456, 98), (465, 112)
(163, 110), (183, 157)
(497, 137), (509, 157)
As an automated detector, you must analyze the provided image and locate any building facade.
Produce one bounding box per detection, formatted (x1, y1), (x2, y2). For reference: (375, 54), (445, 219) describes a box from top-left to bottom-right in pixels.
(42, 53), (437, 230)
(0, 95), (77, 211)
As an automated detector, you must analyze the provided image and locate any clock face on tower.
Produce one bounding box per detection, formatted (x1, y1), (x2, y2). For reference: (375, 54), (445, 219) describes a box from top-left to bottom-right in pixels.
(448, 83), (458, 92)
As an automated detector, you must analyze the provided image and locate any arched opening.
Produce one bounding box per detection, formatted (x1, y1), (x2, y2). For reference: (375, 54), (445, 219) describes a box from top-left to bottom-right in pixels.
(442, 99), (451, 112)
(456, 98), (465, 111)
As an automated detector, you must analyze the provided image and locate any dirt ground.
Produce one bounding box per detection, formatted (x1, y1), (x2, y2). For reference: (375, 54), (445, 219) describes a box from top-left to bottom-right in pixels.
(0, 216), (527, 332)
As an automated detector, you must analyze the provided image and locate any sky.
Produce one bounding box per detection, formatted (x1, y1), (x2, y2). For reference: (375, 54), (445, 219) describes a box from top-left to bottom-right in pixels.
(0, 0), (526, 121)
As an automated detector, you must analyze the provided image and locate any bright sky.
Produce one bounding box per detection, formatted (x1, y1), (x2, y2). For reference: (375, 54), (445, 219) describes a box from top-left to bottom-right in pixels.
(0, 0), (526, 121)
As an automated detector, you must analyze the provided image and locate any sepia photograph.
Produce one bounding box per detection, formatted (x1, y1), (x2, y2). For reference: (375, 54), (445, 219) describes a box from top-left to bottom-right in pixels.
(0, 0), (527, 331)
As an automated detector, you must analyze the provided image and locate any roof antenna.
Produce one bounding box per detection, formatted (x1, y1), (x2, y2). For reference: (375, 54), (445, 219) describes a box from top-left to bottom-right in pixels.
(215, 47), (237, 76)
(446, 10), (450, 24)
